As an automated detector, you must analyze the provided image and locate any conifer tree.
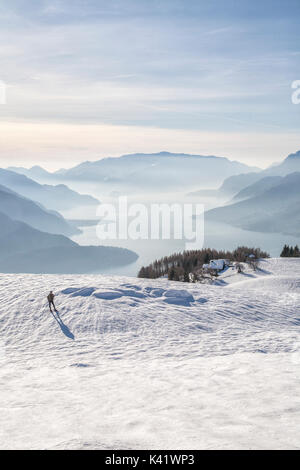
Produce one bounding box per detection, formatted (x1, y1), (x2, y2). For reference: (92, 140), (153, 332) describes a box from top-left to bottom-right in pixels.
(280, 245), (289, 257)
(168, 267), (175, 281)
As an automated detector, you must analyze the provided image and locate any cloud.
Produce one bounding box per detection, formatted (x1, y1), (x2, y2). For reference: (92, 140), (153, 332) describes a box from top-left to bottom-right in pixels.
(0, 0), (299, 167)
(0, 120), (299, 171)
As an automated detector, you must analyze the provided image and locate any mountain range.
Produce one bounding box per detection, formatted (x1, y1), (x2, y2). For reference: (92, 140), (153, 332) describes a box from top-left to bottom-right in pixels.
(9, 152), (259, 194)
(0, 183), (79, 237)
(231, 176), (283, 202)
(0, 168), (99, 211)
(0, 168), (137, 273)
(265, 150), (300, 176)
(207, 150), (300, 198)
(206, 171), (300, 237)
(4, 149), (300, 258)
(0, 212), (138, 274)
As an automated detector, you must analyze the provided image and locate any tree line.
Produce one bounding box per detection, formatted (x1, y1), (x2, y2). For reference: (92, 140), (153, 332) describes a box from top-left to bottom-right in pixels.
(138, 246), (269, 281)
(280, 245), (300, 257)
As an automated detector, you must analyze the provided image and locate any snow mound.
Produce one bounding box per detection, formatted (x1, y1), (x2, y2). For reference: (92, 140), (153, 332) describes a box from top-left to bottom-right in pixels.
(229, 276), (300, 293)
(163, 289), (195, 306)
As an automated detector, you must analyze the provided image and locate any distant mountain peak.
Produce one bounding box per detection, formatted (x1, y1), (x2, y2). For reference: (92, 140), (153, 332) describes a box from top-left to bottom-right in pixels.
(30, 165), (46, 170)
(285, 150), (300, 160)
(118, 151), (228, 160)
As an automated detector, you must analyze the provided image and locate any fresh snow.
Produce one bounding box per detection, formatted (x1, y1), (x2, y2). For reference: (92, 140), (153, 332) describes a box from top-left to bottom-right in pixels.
(203, 259), (227, 271)
(0, 258), (299, 450)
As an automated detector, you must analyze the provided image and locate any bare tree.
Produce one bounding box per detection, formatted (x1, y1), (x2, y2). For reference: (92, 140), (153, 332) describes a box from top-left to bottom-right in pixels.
(248, 258), (259, 271)
(235, 263), (244, 274)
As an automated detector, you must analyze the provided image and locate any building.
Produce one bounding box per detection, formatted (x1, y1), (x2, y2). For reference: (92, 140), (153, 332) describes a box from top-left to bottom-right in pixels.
(202, 259), (228, 272)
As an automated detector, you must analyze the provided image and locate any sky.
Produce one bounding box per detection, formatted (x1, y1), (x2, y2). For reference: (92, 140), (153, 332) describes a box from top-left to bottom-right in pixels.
(0, 0), (299, 170)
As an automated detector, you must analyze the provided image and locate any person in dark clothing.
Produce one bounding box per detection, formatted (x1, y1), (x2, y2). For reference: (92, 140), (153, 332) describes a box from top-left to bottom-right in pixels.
(47, 291), (56, 312)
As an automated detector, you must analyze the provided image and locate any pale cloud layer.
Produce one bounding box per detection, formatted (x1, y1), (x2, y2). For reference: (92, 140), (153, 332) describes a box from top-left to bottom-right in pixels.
(0, 120), (299, 171)
(0, 0), (299, 168)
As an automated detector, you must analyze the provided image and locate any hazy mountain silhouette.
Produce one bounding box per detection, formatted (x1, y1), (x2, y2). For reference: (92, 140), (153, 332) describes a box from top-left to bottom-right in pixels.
(231, 176), (283, 202)
(0, 212), (138, 274)
(206, 172), (300, 237)
(217, 149), (300, 198)
(186, 149), (300, 205)
(0, 212), (75, 255)
(0, 184), (79, 236)
(265, 150), (300, 177)
(0, 168), (99, 211)
(8, 165), (52, 180)
(217, 172), (262, 196)
(9, 152), (259, 193)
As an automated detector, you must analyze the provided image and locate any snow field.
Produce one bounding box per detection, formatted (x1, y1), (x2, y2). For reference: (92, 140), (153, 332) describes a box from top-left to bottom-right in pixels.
(0, 258), (299, 449)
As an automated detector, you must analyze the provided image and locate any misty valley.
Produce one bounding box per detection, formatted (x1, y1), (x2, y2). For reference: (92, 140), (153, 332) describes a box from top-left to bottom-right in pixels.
(2, 150), (300, 276)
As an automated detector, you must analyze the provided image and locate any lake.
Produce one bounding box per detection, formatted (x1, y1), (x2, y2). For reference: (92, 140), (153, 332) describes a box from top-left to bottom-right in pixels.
(71, 219), (300, 277)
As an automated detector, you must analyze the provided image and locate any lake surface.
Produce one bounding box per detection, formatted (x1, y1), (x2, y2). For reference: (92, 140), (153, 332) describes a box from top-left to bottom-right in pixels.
(71, 220), (300, 277)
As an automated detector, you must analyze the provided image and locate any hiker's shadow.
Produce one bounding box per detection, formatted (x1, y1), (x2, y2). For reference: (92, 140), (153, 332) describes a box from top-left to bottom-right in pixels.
(51, 310), (75, 340)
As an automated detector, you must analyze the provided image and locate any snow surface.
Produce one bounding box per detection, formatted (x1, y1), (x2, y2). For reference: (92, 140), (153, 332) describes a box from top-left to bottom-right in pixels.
(208, 259), (227, 271)
(0, 258), (299, 450)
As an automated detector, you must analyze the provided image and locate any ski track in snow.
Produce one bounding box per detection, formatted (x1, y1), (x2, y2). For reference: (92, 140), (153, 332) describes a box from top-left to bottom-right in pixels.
(0, 258), (299, 449)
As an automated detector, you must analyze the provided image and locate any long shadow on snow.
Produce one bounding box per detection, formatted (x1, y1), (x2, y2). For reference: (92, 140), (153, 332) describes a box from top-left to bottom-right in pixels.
(50, 310), (75, 340)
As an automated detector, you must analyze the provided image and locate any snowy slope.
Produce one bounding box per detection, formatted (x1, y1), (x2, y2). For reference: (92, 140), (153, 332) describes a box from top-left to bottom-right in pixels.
(0, 258), (299, 450)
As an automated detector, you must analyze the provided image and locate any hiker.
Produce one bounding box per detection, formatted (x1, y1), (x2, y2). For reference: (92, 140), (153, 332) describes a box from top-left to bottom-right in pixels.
(47, 291), (56, 312)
